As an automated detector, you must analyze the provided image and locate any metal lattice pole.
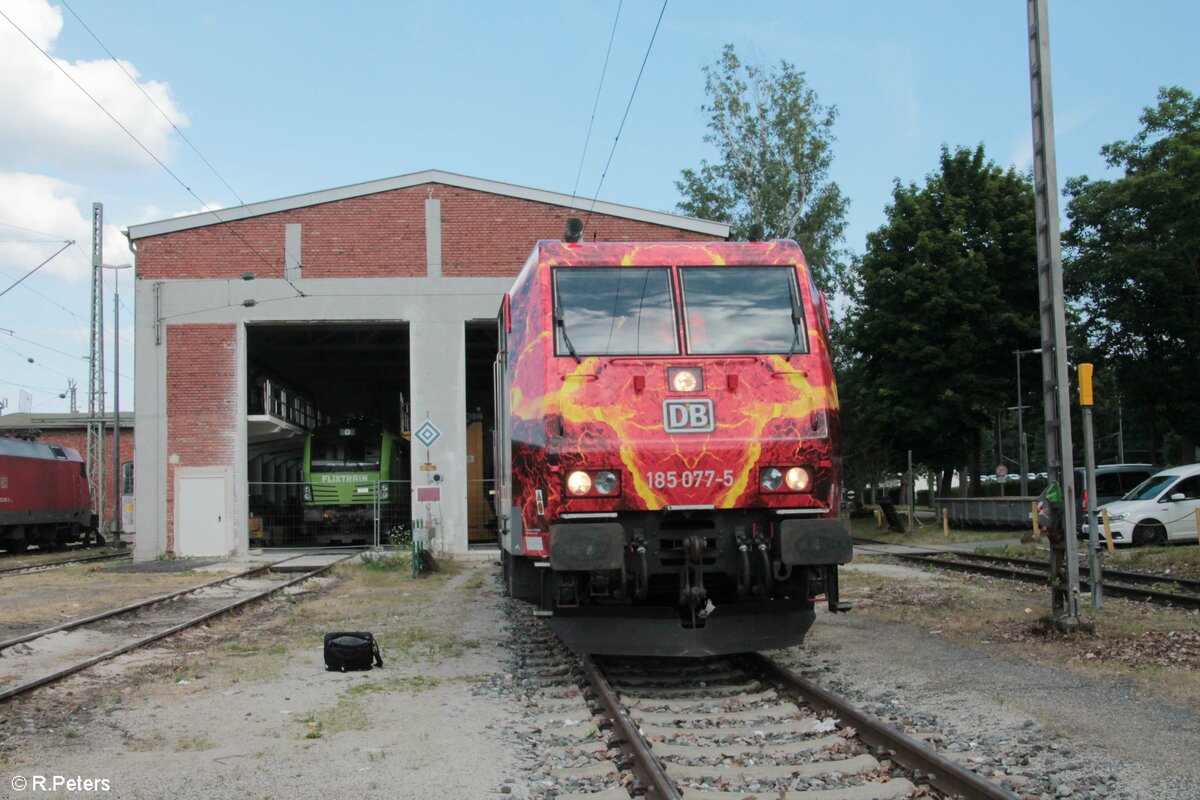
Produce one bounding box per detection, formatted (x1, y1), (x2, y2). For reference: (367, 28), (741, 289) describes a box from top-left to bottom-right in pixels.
(1027, 0), (1083, 628)
(87, 202), (106, 537)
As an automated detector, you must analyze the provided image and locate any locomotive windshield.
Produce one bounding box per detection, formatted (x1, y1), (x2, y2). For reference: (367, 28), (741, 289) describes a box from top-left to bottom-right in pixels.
(309, 434), (381, 472)
(680, 267), (806, 355)
(553, 267), (678, 356)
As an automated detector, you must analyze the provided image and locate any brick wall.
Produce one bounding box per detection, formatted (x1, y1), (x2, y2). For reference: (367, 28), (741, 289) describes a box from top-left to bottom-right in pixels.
(434, 185), (717, 277)
(136, 189), (429, 281)
(166, 324), (237, 552)
(135, 183), (719, 282)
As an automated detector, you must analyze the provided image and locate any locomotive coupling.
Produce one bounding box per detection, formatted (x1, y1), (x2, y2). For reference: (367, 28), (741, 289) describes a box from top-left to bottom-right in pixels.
(679, 534), (709, 610)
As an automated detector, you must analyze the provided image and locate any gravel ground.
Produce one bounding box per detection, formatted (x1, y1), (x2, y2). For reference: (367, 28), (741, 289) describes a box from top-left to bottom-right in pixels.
(773, 562), (1200, 800)
(3, 555), (1198, 800)
(1, 558), (515, 800)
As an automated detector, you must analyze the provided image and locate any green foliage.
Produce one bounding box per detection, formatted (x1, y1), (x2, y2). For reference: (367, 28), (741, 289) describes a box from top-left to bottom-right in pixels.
(1064, 86), (1200, 463)
(676, 44), (849, 296)
(842, 145), (1039, 485)
(361, 525), (413, 572)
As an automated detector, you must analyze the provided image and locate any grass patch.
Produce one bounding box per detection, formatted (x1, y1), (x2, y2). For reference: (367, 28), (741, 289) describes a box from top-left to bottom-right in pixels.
(298, 697), (369, 739)
(178, 560), (487, 692)
(176, 736), (217, 752)
(360, 550), (411, 572)
(1104, 544), (1200, 578)
(345, 674), (444, 695)
(848, 513), (1026, 545)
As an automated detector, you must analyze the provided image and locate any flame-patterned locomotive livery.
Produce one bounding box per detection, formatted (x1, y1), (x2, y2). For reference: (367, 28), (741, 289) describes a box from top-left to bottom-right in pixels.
(494, 236), (852, 656)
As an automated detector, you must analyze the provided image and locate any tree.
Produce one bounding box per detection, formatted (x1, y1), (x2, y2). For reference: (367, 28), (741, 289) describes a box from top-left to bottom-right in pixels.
(842, 145), (1040, 495)
(1064, 86), (1200, 464)
(676, 44), (849, 295)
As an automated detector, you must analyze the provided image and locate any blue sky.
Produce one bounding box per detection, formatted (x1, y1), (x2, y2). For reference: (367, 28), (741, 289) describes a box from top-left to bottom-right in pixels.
(1, 0), (1197, 415)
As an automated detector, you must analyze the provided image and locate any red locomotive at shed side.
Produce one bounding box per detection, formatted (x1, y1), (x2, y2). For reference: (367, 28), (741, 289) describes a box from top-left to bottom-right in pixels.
(0, 438), (96, 552)
(494, 231), (852, 657)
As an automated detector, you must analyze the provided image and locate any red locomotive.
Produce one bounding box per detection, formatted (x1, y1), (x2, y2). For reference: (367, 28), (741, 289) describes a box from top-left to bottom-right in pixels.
(494, 225), (851, 656)
(0, 438), (96, 552)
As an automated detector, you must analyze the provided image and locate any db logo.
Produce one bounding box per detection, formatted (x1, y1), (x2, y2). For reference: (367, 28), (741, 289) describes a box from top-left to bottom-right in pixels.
(663, 399), (715, 434)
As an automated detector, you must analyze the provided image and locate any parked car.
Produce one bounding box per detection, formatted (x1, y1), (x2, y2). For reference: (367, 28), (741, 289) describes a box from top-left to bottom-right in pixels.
(1074, 463), (1158, 534)
(1085, 463), (1200, 546)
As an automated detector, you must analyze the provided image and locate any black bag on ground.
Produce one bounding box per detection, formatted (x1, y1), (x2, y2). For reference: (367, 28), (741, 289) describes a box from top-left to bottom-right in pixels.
(323, 632), (383, 672)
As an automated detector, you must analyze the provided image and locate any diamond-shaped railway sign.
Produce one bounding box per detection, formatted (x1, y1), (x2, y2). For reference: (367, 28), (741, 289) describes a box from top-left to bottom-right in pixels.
(414, 420), (443, 448)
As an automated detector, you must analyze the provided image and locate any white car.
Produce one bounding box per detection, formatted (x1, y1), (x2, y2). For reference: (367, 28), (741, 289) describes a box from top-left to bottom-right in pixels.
(1088, 463), (1200, 546)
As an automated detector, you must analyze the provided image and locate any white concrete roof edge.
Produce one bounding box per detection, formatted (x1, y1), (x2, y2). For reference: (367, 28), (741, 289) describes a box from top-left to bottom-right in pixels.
(126, 169), (730, 240)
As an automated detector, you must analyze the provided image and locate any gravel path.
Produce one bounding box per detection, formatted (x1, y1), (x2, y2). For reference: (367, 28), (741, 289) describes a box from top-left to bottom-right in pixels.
(776, 567), (1200, 800)
(1, 560), (516, 800)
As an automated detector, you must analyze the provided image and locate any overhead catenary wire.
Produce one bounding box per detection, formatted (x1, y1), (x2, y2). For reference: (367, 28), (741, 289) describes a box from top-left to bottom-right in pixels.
(584, 0), (670, 229)
(58, 0), (246, 207)
(0, 335), (133, 384)
(0, 220), (72, 240)
(569, 0), (624, 211)
(0, 339), (78, 381)
(0, 241), (74, 300)
(0, 9), (306, 299)
(0, 378), (63, 394)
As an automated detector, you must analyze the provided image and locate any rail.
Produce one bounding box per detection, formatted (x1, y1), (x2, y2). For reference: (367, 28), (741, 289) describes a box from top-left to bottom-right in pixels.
(0, 553), (355, 702)
(577, 651), (1017, 800)
(0, 550), (132, 578)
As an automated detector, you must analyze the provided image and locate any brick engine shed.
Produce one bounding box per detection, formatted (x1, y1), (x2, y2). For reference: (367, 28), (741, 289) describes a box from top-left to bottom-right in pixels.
(126, 170), (727, 559)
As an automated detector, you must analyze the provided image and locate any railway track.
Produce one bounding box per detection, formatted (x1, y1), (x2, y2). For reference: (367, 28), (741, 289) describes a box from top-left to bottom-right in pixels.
(0, 550), (133, 578)
(853, 537), (1200, 609)
(507, 613), (1017, 799)
(0, 553), (354, 702)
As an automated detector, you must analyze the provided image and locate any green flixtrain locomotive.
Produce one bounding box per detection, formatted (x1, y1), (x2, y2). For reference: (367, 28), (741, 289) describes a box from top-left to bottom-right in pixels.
(302, 418), (409, 544)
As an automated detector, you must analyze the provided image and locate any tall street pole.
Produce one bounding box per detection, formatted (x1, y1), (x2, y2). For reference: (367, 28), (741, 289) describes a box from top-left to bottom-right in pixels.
(1080, 363), (1103, 608)
(103, 263), (132, 548)
(112, 283), (121, 548)
(1027, 0), (1084, 629)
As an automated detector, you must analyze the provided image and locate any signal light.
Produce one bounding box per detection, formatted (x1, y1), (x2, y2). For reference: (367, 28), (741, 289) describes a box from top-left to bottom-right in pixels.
(567, 471), (592, 495)
(760, 466), (813, 493)
(668, 367), (703, 393)
(566, 469), (621, 497)
(594, 471), (618, 495)
(761, 468), (783, 491)
(784, 467), (811, 491)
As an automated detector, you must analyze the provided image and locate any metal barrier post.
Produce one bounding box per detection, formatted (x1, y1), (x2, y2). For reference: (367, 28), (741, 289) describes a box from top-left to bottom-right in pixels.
(373, 480), (380, 549)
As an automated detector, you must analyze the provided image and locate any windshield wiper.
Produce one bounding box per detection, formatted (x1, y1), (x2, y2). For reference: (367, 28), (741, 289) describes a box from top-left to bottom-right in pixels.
(785, 285), (804, 362)
(554, 284), (582, 364)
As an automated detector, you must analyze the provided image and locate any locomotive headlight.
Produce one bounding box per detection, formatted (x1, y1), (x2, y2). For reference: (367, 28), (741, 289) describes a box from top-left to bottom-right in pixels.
(760, 468), (783, 491)
(784, 467), (811, 491)
(303, 484), (313, 502)
(566, 470), (592, 496)
(668, 366), (703, 393)
(378, 482), (389, 499)
(594, 471), (618, 495)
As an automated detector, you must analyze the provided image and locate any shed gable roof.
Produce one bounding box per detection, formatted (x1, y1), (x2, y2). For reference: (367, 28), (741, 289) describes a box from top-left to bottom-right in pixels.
(126, 169), (729, 240)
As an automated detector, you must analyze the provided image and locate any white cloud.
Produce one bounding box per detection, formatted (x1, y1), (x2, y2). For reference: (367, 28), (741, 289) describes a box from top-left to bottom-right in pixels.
(172, 202), (225, 219)
(0, 171), (133, 283)
(0, 0), (188, 174)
